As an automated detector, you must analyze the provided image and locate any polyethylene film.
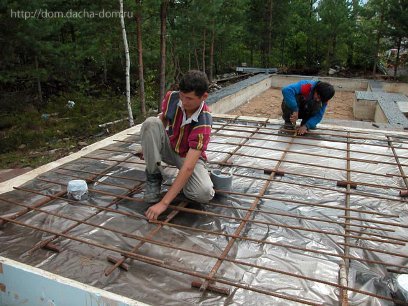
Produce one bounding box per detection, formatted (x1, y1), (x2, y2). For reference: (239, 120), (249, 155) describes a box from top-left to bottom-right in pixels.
(1, 118), (407, 305)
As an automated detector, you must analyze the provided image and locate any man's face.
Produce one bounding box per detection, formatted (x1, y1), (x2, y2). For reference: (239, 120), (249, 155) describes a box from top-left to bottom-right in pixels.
(313, 91), (321, 102)
(180, 91), (208, 112)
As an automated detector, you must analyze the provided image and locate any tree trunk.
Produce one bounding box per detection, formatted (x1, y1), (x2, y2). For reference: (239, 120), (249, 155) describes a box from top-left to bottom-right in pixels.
(102, 55), (108, 84)
(135, 0), (146, 116)
(119, 0), (134, 127)
(267, 0), (273, 67)
(159, 0), (169, 112)
(347, 0), (359, 67)
(394, 36), (402, 78)
(169, 41), (181, 84)
(202, 28), (206, 74)
(194, 48), (200, 70)
(306, 0), (314, 66)
(332, 35), (337, 66)
(280, 38), (285, 66)
(373, 0), (385, 75)
(209, 19), (215, 82)
(34, 55), (43, 106)
(325, 40), (331, 74)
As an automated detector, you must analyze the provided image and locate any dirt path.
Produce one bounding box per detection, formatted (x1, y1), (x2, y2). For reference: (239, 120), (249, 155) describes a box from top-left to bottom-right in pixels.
(228, 87), (355, 120)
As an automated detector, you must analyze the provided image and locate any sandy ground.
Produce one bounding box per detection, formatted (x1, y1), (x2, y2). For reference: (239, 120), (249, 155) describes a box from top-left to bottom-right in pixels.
(228, 87), (355, 120)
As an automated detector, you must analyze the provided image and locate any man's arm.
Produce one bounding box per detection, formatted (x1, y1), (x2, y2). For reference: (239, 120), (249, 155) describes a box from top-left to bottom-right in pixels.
(159, 112), (168, 128)
(145, 148), (202, 220)
(304, 103), (327, 130)
(282, 81), (305, 112)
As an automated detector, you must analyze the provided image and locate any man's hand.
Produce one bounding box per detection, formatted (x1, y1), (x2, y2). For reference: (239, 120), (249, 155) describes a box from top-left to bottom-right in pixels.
(145, 201), (168, 221)
(290, 112), (298, 124)
(134, 144), (144, 160)
(297, 125), (308, 135)
(135, 151), (144, 160)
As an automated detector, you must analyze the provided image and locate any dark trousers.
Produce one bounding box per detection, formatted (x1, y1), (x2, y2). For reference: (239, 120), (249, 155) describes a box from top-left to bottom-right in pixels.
(281, 100), (309, 126)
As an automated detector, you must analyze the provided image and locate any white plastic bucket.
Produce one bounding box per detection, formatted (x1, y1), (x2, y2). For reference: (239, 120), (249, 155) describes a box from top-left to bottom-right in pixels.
(67, 180), (88, 200)
(396, 274), (408, 302)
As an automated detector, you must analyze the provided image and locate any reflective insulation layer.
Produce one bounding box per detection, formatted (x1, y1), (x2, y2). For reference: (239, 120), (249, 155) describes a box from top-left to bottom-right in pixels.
(1, 115), (408, 306)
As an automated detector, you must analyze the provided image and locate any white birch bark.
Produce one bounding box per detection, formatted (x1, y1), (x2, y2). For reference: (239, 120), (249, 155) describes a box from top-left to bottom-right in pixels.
(119, 0), (134, 126)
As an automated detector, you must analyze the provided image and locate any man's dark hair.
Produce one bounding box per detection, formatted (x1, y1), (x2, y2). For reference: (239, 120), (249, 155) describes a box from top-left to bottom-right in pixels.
(315, 81), (335, 103)
(179, 70), (209, 97)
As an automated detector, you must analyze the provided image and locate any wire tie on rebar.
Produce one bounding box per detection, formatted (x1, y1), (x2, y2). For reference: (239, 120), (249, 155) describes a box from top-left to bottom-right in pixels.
(191, 280), (230, 296)
(263, 168), (285, 176)
(336, 180), (357, 189)
(400, 190), (408, 197)
(119, 252), (165, 266)
(107, 255), (129, 271)
(43, 242), (62, 253)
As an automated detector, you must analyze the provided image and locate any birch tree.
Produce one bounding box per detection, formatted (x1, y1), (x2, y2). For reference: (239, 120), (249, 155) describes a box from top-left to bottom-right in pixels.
(119, 0), (134, 126)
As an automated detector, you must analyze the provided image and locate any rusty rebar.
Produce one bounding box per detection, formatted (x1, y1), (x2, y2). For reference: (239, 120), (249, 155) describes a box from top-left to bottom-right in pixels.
(104, 201), (188, 276)
(25, 181), (144, 255)
(212, 123), (408, 151)
(56, 163), (401, 222)
(211, 121), (408, 147)
(209, 130), (401, 159)
(198, 131), (297, 293)
(33, 177), (406, 246)
(209, 138), (406, 168)
(387, 136), (408, 190)
(51, 166), (396, 233)
(147, 220), (408, 268)
(3, 188), (407, 280)
(0, 214), (323, 306)
(89, 146), (408, 207)
(0, 155), (135, 226)
(100, 142), (406, 192)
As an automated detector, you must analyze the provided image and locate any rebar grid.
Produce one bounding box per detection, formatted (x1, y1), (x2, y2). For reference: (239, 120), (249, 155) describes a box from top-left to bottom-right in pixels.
(1, 117), (408, 305)
(90, 146), (408, 205)
(211, 121), (408, 151)
(3, 184), (408, 266)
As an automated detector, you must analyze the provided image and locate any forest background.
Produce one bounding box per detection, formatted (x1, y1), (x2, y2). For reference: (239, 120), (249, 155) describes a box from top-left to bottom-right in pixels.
(0, 0), (407, 168)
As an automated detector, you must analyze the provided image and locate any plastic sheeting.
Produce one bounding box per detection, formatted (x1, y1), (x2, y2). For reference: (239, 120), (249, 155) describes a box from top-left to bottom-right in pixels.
(1, 117), (408, 305)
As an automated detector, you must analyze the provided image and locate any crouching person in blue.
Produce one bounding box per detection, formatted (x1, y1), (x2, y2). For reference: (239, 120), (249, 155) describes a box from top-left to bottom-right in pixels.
(281, 80), (335, 135)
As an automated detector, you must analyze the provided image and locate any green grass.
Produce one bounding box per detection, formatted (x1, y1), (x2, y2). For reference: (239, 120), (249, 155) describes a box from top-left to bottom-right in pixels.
(0, 92), (147, 168)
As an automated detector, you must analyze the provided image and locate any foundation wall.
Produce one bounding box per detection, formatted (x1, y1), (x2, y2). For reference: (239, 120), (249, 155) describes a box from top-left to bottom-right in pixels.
(269, 75), (369, 91)
(374, 103), (389, 123)
(353, 99), (377, 121)
(208, 76), (272, 114)
(382, 82), (408, 95)
(0, 256), (144, 306)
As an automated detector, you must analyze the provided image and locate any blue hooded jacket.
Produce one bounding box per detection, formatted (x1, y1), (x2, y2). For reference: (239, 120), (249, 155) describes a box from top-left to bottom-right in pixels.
(282, 80), (328, 130)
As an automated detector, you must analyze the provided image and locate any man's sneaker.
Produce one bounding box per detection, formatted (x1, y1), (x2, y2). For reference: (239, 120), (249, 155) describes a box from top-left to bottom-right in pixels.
(144, 171), (163, 204)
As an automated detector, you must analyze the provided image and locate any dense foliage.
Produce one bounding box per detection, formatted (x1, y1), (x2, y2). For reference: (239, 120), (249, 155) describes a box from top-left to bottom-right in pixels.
(1, 0), (407, 110)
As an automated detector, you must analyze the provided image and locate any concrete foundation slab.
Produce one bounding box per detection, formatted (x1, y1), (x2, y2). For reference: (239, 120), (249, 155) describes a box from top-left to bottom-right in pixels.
(0, 256), (144, 306)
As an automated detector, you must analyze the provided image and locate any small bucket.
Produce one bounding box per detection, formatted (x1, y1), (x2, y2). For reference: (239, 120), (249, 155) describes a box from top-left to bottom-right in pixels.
(210, 169), (233, 193)
(396, 274), (408, 302)
(67, 179), (88, 200)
